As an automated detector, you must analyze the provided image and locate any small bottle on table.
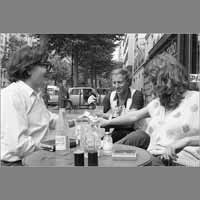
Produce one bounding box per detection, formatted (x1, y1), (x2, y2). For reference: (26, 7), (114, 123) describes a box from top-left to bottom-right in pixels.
(102, 128), (113, 156)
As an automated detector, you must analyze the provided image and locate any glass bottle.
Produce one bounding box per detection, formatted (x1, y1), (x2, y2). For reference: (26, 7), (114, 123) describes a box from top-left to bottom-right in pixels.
(55, 100), (70, 154)
(102, 128), (113, 155)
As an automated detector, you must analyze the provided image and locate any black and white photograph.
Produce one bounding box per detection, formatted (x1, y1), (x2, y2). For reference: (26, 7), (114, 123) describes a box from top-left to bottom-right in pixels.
(1, 33), (200, 167)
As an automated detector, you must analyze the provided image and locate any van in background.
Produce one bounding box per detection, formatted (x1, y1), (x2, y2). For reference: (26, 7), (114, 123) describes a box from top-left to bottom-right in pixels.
(47, 85), (59, 105)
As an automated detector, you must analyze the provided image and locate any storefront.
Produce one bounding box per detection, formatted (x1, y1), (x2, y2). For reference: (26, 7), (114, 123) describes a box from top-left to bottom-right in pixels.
(143, 34), (200, 104)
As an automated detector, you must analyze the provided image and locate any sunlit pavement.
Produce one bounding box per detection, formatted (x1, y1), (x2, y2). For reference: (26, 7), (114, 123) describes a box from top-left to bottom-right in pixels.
(48, 105), (103, 118)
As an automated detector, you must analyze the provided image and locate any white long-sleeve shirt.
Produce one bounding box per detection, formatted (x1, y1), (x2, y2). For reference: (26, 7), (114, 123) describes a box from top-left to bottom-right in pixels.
(1, 81), (58, 162)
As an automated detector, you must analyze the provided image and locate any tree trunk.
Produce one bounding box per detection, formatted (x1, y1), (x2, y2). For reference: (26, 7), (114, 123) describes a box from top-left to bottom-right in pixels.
(94, 65), (97, 88)
(39, 34), (49, 51)
(71, 48), (74, 87)
(90, 65), (94, 87)
(73, 47), (78, 86)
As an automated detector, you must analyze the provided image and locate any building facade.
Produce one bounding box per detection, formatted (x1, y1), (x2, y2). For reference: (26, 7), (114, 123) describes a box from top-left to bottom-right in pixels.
(122, 33), (135, 72)
(117, 39), (124, 63)
(121, 33), (200, 104)
(132, 34), (146, 91)
(121, 33), (163, 92)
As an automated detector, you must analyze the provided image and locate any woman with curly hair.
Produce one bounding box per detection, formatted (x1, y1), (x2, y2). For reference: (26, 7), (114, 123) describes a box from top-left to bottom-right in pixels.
(100, 53), (200, 166)
(1, 45), (58, 166)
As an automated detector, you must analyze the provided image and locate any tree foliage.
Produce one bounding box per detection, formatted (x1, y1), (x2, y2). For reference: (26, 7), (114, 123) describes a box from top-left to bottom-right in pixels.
(1, 35), (27, 68)
(48, 55), (71, 85)
(35, 34), (124, 87)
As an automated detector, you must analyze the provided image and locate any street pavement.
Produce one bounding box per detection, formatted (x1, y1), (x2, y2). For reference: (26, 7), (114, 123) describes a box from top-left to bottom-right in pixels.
(48, 105), (103, 119)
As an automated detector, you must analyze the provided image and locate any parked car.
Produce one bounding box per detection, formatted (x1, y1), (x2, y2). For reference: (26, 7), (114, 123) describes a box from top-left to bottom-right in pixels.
(68, 87), (98, 109)
(47, 85), (59, 106)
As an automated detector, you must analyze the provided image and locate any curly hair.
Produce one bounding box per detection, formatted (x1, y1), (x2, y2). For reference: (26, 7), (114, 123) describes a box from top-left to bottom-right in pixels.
(6, 45), (49, 82)
(111, 68), (132, 87)
(145, 53), (189, 110)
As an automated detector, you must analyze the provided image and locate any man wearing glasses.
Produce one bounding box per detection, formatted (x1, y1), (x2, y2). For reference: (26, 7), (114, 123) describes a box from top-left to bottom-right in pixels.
(1, 46), (58, 166)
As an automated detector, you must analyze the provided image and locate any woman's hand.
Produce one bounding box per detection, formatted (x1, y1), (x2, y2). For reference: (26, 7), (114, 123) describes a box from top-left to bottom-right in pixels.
(98, 117), (110, 128)
(160, 145), (178, 161)
(160, 138), (189, 161)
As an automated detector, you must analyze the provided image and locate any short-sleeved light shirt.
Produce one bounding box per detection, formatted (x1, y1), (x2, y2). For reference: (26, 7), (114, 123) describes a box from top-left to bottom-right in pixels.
(146, 90), (200, 166)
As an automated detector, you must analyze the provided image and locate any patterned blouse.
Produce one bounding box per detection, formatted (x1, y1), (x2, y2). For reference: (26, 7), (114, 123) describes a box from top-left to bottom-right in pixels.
(146, 90), (200, 166)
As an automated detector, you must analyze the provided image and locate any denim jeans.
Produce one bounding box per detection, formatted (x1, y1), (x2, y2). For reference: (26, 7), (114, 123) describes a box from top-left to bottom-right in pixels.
(111, 128), (135, 143)
(117, 130), (150, 150)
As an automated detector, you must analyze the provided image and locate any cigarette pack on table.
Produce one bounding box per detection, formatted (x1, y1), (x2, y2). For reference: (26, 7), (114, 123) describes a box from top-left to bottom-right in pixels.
(112, 149), (137, 161)
(40, 143), (55, 152)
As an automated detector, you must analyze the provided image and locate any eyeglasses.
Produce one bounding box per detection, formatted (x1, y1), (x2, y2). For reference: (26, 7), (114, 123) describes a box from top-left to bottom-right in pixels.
(38, 62), (52, 72)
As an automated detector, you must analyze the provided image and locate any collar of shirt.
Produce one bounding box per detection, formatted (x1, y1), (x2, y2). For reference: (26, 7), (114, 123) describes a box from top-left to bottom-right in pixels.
(17, 80), (40, 97)
(113, 88), (131, 107)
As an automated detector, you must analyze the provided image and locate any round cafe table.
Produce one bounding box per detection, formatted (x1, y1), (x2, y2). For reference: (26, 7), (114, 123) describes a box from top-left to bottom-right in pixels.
(23, 142), (152, 167)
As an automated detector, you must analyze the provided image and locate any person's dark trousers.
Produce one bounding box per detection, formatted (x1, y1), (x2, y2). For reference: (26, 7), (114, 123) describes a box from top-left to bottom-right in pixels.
(1, 160), (23, 167)
(117, 130), (150, 150)
(111, 128), (134, 143)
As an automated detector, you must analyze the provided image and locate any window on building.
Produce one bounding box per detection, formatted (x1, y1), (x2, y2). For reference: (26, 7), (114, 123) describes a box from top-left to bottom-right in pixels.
(123, 38), (129, 55)
(123, 34), (127, 47)
(191, 34), (200, 74)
